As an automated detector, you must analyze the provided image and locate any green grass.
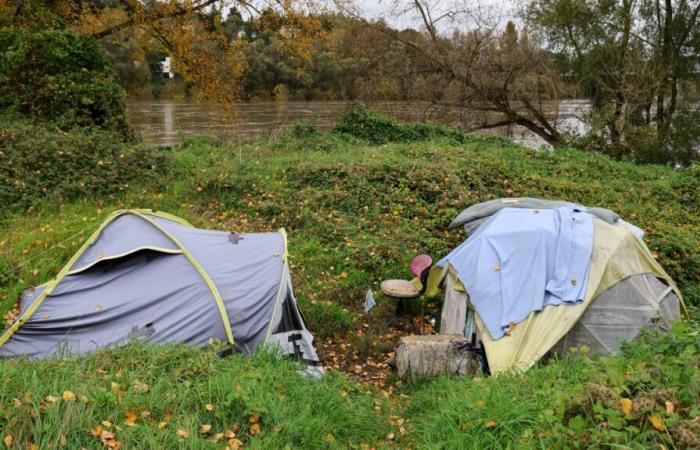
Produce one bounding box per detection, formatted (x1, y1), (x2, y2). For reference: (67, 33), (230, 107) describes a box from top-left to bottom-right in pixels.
(1, 324), (697, 448)
(0, 345), (391, 449)
(405, 323), (700, 449)
(1, 111), (699, 448)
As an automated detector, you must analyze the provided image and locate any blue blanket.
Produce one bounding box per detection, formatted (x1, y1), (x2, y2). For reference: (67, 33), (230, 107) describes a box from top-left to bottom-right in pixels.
(438, 205), (593, 340)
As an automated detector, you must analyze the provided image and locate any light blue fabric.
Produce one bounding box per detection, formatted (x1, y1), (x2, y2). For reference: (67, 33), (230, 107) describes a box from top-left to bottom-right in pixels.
(438, 206), (594, 340)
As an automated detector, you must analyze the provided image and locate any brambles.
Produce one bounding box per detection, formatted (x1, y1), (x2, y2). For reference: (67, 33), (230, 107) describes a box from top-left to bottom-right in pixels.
(0, 28), (132, 140)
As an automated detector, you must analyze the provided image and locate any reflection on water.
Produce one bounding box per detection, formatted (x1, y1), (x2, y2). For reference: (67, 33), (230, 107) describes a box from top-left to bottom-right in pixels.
(127, 100), (590, 149)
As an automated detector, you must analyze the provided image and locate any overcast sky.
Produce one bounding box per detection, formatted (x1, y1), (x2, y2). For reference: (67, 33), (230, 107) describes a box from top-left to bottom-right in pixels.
(352, 0), (519, 30)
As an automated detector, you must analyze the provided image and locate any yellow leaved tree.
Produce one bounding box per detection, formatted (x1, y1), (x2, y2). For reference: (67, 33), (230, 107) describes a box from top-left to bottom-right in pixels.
(3, 0), (328, 110)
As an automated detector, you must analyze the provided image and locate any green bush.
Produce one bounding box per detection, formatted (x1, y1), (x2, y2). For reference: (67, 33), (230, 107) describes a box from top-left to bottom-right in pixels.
(0, 119), (165, 209)
(333, 105), (477, 145)
(0, 28), (132, 139)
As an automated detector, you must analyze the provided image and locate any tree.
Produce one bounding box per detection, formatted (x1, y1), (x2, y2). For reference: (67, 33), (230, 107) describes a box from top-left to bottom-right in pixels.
(2, 0), (326, 109)
(526, 0), (700, 164)
(344, 1), (565, 146)
(0, 27), (132, 139)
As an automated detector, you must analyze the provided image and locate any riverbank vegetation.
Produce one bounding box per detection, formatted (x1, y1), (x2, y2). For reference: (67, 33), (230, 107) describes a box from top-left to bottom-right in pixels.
(0, 321), (698, 449)
(4, 0), (698, 164)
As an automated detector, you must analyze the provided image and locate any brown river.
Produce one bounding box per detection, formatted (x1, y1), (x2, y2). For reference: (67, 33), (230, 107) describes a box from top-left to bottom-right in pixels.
(127, 100), (590, 149)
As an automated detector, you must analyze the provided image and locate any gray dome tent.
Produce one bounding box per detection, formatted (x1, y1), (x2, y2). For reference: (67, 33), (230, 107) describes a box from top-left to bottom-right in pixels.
(434, 198), (685, 374)
(0, 210), (321, 367)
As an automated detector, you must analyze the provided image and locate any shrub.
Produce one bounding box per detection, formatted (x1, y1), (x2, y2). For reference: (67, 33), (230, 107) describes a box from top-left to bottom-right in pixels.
(0, 119), (165, 209)
(0, 28), (133, 140)
(332, 105), (474, 145)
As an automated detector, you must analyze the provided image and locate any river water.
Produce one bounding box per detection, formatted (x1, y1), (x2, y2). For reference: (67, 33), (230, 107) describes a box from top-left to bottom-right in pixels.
(127, 100), (590, 149)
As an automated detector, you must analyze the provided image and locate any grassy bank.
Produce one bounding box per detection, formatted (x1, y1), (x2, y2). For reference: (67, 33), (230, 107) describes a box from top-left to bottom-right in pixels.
(1, 322), (698, 448)
(1, 111), (699, 447)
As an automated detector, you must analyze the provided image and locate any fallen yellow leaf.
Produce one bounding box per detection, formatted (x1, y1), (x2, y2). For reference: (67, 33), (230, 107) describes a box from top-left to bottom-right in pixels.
(205, 403), (215, 411)
(213, 432), (225, 442)
(340, 391), (348, 398)
(62, 390), (76, 401)
(99, 430), (115, 442)
(176, 429), (190, 438)
(648, 415), (666, 431)
(3, 435), (13, 447)
(619, 398), (633, 415)
(474, 400), (485, 408)
(59, 433), (67, 446)
(665, 401), (674, 414)
(12, 398), (21, 407)
(386, 432), (396, 440)
(251, 423), (260, 435)
(104, 437), (121, 450)
(28, 443), (38, 450)
(485, 419), (498, 428)
(132, 380), (149, 393)
(101, 420), (113, 428)
(228, 438), (243, 449)
(90, 425), (104, 437)
(248, 413), (259, 424)
(157, 421), (168, 429)
(45, 395), (58, 403)
(124, 412), (138, 427)
(200, 424), (212, 434)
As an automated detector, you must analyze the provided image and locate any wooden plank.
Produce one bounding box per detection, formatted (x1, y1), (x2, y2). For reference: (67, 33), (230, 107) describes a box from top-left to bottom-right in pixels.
(440, 272), (468, 335)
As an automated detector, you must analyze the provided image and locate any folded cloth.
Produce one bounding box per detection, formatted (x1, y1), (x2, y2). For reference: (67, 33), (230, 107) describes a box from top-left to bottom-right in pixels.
(438, 205), (593, 340)
(449, 197), (618, 229)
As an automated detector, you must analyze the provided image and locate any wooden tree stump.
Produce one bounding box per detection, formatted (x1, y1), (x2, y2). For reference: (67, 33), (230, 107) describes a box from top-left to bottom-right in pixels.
(394, 334), (479, 380)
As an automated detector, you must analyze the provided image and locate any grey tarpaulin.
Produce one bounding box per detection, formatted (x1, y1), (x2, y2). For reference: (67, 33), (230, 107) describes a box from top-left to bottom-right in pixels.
(449, 197), (620, 229)
(0, 210), (322, 368)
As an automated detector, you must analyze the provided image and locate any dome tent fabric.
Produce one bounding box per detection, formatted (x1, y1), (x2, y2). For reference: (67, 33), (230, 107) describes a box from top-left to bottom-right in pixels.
(0, 209), (321, 367)
(549, 273), (682, 356)
(429, 202), (686, 374)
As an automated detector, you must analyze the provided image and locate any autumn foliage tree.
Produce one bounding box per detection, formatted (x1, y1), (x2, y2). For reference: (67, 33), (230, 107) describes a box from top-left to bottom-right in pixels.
(2, 0), (327, 109)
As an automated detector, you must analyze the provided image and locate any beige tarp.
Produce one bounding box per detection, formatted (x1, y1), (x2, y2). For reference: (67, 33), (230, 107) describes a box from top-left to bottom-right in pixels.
(428, 219), (686, 374)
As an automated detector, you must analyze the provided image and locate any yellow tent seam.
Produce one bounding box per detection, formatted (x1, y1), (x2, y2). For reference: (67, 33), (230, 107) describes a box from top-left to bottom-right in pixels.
(130, 211), (235, 346)
(0, 209), (133, 347)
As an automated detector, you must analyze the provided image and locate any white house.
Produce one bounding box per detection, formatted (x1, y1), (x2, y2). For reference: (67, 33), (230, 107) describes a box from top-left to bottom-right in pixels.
(161, 56), (175, 79)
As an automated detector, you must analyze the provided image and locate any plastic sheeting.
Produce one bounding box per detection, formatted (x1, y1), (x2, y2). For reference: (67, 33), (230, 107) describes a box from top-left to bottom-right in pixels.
(437, 206), (594, 339)
(449, 197), (619, 229)
(550, 273), (681, 355)
(468, 219), (684, 373)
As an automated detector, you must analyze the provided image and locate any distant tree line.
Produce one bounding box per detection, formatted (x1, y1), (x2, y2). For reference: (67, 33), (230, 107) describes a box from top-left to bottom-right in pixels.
(1, 0), (699, 165)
